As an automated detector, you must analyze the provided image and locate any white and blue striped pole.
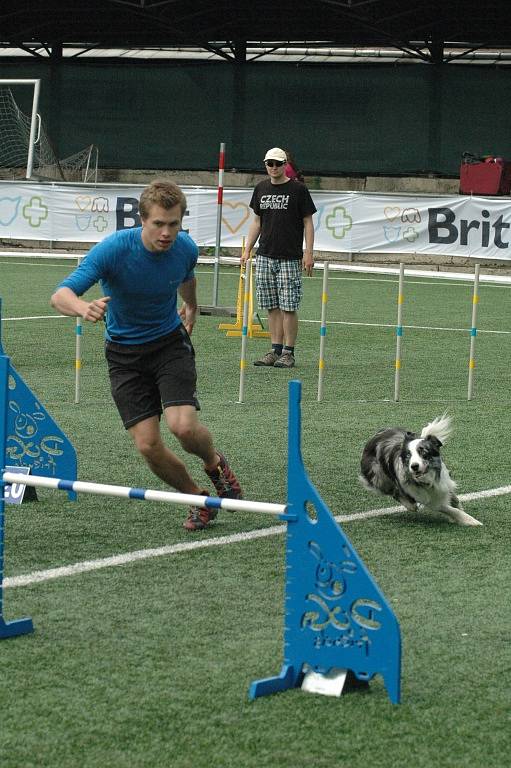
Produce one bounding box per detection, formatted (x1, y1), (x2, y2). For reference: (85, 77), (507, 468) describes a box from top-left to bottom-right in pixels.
(1, 472), (287, 517)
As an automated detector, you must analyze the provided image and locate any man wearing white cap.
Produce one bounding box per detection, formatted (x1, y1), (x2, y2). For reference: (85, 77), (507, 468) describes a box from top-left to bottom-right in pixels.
(242, 147), (316, 368)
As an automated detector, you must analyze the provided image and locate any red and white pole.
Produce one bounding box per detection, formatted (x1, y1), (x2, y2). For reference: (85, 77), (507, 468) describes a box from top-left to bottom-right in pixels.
(212, 142), (225, 306)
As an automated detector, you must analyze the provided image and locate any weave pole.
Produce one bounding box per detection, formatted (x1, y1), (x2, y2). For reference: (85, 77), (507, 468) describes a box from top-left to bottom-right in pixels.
(317, 262), (329, 402)
(238, 253), (252, 404)
(74, 319), (82, 403)
(467, 264), (480, 401)
(74, 255), (83, 404)
(394, 262), (405, 402)
(212, 141), (225, 308)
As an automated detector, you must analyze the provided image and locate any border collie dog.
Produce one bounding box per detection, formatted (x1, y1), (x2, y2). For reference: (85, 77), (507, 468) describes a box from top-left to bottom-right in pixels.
(359, 415), (482, 526)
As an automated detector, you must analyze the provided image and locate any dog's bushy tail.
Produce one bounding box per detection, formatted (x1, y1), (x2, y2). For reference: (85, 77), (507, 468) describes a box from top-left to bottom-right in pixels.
(421, 413), (452, 444)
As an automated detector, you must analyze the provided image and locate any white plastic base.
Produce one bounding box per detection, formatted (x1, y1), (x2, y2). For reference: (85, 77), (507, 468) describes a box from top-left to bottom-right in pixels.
(301, 668), (348, 698)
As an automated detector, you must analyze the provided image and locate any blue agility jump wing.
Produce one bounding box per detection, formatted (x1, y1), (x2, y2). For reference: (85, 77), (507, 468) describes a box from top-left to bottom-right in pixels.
(0, 300), (77, 638)
(4, 363), (77, 493)
(0, 300), (77, 494)
(0, 354), (34, 637)
(249, 380), (401, 704)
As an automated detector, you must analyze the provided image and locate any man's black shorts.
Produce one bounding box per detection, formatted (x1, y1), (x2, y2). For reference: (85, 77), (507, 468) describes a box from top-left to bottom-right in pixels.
(105, 326), (200, 429)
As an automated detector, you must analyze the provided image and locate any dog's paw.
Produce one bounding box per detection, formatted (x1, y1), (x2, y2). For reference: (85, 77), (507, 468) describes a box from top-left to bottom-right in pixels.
(458, 512), (483, 526)
(464, 517), (483, 527)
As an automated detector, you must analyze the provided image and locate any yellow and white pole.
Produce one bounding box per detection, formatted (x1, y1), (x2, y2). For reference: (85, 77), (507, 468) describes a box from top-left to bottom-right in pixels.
(317, 261), (329, 402)
(394, 262), (405, 402)
(467, 263), (480, 401)
(238, 253), (252, 403)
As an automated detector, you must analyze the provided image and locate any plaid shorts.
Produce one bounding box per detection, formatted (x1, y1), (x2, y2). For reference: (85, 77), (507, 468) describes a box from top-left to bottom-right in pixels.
(255, 255), (303, 311)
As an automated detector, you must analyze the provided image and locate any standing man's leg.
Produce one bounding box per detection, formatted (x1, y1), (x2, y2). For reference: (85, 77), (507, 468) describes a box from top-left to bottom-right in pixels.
(282, 309), (298, 348)
(267, 307), (283, 345)
(274, 261), (302, 368)
(254, 256), (283, 366)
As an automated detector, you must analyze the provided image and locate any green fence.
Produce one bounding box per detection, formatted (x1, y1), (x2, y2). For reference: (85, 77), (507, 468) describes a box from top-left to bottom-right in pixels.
(1, 60), (510, 176)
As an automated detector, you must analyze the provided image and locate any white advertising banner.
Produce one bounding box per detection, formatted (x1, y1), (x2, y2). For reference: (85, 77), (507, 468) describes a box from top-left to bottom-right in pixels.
(0, 181), (510, 260)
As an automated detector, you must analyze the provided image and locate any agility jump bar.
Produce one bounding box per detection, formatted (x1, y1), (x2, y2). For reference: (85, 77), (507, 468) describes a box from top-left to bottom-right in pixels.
(1, 471), (287, 517)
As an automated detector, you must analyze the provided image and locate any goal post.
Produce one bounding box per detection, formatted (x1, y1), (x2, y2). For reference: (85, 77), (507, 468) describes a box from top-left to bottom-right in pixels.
(0, 78), (41, 178)
(0, 79), (98, 182)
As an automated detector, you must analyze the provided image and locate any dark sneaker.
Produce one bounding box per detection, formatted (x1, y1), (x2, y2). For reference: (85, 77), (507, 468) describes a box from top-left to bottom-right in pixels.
(254, 350), (279, 367)
(205, 452), (242, 499)
(183, 491), (218, 531)
(274, 351), (295, 368)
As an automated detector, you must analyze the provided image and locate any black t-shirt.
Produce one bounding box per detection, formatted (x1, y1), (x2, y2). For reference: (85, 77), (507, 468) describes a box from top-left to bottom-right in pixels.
(249, 178), (317, 260)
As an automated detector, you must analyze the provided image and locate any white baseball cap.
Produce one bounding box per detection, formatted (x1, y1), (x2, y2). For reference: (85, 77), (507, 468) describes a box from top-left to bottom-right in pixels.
(264, 147), (287, 163)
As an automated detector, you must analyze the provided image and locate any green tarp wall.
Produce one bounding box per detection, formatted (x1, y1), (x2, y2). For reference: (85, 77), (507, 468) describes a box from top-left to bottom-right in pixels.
(0, 60), (509, 176)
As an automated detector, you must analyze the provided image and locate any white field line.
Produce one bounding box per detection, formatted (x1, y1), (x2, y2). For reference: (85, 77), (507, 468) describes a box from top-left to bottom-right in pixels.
(4, 314), (511, 336)
(299, 318), (511, 335)
(0, 261), (76, 267)
(4, 483), (510, 590)
(4, 315), (68, 321)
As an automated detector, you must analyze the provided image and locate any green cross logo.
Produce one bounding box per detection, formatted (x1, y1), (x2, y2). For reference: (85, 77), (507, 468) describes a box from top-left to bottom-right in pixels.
(403, 226), (419, 243)
(326, 206), (352, 239)
(22, 196), (49, 227)
(93, 215), (108, 232)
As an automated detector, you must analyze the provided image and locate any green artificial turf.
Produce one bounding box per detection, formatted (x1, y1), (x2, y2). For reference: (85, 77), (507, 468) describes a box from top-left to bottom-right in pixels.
(0, 258), (509, 768)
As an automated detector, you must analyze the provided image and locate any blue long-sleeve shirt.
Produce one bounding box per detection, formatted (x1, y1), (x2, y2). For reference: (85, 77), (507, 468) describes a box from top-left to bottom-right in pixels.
(57, 227), (198, 344)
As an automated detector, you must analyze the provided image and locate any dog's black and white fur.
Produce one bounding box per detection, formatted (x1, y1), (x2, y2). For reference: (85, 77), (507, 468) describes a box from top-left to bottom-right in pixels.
(359, 415), (482, 526)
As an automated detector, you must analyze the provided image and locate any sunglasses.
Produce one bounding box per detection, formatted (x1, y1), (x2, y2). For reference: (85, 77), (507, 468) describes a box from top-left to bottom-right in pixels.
(265, 160), (285, 167)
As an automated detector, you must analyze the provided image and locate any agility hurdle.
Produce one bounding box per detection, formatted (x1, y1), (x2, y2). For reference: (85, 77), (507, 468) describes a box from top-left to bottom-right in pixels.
(0, 302), (401, 703)
(223, 259), (269, 339)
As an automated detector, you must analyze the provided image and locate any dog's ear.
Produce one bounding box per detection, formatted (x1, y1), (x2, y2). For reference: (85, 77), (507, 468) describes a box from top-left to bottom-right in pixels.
(428, 436), (443, 449)
(404, 431), (415, 441)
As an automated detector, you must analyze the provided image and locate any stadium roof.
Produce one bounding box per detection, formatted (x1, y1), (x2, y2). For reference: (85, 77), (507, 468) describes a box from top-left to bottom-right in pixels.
(2, 0), (511, 64)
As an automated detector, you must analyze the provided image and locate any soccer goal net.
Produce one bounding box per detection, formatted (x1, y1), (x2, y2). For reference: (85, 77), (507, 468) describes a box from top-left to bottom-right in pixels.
(0, 79), (99, 182)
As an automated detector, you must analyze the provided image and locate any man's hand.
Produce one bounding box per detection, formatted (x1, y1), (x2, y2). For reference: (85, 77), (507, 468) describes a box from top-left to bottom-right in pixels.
(82, 296), (111, 323)
(179, 302), (197, 335)
(240, 247), (253, 268)
(243, 215), (261, 267)
(303, 251), (314, 276)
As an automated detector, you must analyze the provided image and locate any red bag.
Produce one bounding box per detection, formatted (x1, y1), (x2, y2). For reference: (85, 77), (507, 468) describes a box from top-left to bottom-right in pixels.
(460, 157), (511, 195)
